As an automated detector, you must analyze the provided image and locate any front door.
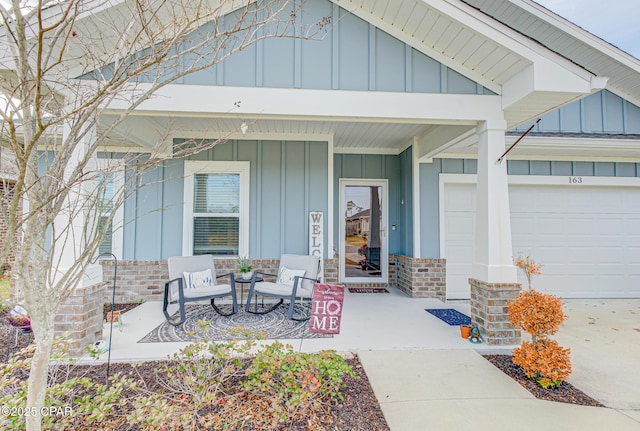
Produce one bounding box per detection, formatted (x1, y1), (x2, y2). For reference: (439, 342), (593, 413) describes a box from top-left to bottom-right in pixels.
(339, 179), (388, 283)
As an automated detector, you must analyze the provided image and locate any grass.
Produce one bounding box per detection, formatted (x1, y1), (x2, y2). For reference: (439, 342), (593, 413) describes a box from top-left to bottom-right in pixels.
(0, 277), (10, 301)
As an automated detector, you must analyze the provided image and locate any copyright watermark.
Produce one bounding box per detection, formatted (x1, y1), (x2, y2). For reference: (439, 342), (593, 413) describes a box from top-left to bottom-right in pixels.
(1, 406), (73, 417)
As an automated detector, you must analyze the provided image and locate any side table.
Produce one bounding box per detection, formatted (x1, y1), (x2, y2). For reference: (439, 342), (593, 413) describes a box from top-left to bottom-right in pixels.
(234, 276), (263, 306)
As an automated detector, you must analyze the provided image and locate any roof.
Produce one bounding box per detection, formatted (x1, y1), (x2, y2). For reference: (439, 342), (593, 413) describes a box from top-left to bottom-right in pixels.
(462, 0), (640, 107)
(347, 209), (370, 221)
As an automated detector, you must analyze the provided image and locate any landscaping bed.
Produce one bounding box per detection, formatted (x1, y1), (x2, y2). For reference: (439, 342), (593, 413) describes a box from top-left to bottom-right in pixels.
(482, 354), (604, 407)
(1, 307), (389, 431)
(66, 356), (388, 431)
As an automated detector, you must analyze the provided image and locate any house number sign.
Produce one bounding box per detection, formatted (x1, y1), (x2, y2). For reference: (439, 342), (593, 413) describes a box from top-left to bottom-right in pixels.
(568, 176), (583, 184)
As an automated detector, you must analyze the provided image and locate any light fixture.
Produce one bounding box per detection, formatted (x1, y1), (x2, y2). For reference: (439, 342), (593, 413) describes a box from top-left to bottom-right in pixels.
(240, 121), (248, 135)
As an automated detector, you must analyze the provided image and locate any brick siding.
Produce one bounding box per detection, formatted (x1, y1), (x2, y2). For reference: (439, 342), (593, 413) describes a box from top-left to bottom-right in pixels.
(54, 283), (106, 356)
(102, 255), (447, 302)
(469, 278), (521, 345)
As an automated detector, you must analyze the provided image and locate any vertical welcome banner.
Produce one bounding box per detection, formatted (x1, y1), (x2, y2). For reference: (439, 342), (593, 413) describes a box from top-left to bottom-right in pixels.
(309, 211), (324, 281)
(309, 283), (345, 334)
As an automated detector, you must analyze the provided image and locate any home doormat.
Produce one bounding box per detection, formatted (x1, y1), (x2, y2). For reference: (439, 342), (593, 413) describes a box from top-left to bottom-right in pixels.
(139, 304), (331, 343)
(348, 288), (389, 293)
(425, 309), (471, 326)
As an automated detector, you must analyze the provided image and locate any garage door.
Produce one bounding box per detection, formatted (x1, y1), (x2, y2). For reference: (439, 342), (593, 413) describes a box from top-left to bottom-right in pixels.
(443, 180), (640, 299)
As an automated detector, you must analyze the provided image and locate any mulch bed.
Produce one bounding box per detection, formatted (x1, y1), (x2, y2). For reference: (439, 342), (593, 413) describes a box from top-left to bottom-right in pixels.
(99, 356), (389, 431)
(1, 304), (390, 430)
(482, 354), (604, 407)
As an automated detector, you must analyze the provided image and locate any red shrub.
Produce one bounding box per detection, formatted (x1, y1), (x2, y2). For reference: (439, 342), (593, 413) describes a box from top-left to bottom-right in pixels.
(513, 339), (572, 386)
(508, 289), (566, 339)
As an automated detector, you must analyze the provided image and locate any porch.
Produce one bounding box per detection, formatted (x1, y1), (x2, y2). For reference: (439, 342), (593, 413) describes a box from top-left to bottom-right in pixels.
(90, 287), (478, 363)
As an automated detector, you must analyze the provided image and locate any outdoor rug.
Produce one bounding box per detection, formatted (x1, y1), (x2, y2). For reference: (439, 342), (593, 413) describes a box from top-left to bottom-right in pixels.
(425, 308), (471, 326)
(138, 304), (331, 343)
(348, 288), (389, 293)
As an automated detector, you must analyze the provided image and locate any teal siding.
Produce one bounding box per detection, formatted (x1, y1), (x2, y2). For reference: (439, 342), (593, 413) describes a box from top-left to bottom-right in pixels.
(175, 0), (490, 94)
(507, 160), (640, 177)
(334, 153), (411, 256)
(516, 90), (640, 135)
(399, 147), (414, 256)
(419, 160), (441, 259)
(123, 140), (329, 260)
(420, 158), (640, 258)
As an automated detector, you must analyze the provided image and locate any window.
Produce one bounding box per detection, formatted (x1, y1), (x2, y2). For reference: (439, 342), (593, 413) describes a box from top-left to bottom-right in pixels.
(97, 173), (115, 255)
(95, 165), (124, 259)
(183, 161), (250, 257)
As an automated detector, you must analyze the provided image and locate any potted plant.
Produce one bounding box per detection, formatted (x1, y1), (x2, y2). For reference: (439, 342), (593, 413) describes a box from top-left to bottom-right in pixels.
(459, 324), (472, 339)
(8, 305), (32, 332)
(237, 256), (254, 280)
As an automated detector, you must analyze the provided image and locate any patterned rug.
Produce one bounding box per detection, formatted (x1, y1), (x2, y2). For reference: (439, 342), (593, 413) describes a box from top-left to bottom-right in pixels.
(348, 288), (389, 293)
(139, 304), (331, 343)
(425, 308), (471, 326)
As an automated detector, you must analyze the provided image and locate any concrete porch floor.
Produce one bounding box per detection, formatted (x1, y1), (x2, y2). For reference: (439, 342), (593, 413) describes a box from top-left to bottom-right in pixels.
(92, 287), (479, 363)
(89, 291), (640, 430)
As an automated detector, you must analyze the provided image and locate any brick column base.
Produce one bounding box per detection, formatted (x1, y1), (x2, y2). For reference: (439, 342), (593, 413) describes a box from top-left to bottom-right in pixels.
(54, 283), (106, 357)
(469, 278), (521, 345)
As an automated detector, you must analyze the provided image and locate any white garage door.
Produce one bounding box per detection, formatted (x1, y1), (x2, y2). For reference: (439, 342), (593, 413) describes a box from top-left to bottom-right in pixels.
(443, 179), (640, 299)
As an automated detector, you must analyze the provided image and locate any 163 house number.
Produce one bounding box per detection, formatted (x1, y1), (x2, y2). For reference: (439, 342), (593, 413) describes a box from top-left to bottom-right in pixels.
(568, 176), (583, 184)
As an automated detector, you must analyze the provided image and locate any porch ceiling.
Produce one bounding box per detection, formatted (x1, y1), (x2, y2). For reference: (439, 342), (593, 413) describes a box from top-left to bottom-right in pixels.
(100, 113), (460, 155)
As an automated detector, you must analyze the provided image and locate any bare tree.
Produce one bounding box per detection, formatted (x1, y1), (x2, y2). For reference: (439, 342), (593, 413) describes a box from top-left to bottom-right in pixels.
(0, 1), (327, 429)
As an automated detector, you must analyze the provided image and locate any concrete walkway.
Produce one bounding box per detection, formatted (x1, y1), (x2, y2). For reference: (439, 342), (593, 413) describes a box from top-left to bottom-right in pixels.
(360, 349), (640, 431)
(359, 298), (640, 431)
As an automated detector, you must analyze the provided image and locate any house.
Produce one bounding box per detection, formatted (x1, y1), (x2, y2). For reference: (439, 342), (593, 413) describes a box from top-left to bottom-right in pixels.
(5, 0), (640, 348)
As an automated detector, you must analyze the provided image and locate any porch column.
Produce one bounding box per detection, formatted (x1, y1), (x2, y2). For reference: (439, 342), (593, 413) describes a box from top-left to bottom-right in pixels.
(469, 120), (521, 346)
(473, 120), (516, 282)
(52, 123), (104, 288)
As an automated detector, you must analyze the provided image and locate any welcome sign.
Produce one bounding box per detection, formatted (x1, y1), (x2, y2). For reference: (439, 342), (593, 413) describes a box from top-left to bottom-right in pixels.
(309, 211), (324, 280)
(309, 283), (345, 334)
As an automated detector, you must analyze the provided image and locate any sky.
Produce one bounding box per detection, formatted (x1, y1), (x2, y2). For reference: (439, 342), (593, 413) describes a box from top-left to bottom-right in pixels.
(535, 0), (640, 59)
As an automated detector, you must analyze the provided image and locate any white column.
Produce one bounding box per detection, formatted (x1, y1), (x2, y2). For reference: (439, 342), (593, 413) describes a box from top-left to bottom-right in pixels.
(52, 123), (103, 289)
(472, 120), (517, 283)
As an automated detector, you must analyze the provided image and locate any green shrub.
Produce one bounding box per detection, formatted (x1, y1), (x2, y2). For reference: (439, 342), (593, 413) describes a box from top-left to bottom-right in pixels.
(243, 341), (356, 427)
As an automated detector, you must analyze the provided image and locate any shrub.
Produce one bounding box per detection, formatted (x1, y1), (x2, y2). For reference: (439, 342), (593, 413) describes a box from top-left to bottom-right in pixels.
(507, 289), (566, 339)
(0, 330), (356, 430)
(243, 341), (356, 428)
(508, 256), (571, 388)
(514, 255), (542, 290)
(0, 341), (134, 430)
(512, 339), (572, 387)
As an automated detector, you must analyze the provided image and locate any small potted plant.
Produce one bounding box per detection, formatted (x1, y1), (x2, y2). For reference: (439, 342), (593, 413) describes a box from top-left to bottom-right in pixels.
(8, 305), (32, 333)
(237, 256), (254, 280)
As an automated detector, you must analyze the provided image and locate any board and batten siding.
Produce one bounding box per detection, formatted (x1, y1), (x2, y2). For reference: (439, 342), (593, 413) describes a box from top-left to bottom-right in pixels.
(516, 90), (640, 134)
(174, 0), (491, 95)
(121, 140), (329, 260)
(419, 158), (640, 259)
(334, 148), (413, 257)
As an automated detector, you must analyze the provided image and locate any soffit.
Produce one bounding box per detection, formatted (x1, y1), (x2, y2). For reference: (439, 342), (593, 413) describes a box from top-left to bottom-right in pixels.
(440, 133), (640, 161)
(99, 114), (439, 154)
(463, 0), (640, 106)
(332, 0), (533, 94)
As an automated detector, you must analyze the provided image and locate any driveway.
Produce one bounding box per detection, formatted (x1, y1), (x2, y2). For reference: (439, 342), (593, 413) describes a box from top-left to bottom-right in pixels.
(360, 299), (640, 431)
(556, 299), (640, 413)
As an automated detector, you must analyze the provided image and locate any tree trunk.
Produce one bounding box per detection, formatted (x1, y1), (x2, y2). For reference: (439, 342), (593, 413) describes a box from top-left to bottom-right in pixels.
(25, 316), (54, 431)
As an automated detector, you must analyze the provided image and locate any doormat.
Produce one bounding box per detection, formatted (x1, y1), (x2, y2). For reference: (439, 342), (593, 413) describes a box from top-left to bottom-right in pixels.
(348, 288), (389, 293)
(425, 309), (471, 326)
(139, 304), (331, 343)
